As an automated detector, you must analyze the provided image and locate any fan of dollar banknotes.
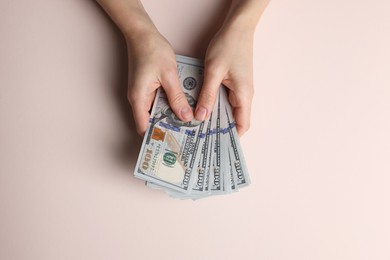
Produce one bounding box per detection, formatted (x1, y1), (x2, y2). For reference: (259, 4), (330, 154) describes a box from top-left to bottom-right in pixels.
(134, 55), (250, 200)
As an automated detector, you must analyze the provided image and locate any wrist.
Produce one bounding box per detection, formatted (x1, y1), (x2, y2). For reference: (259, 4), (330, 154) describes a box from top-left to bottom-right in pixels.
(222, 13), (257, 36)
(217, 13), (256, 43)
(121, 11), (159, 41)
(223, 0), (270, 33)
(97, 0), (159, 42)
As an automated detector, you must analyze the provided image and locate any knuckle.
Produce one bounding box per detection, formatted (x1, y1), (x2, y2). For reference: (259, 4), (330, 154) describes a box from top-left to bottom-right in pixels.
(243, 121), (250, 132)
(162, 67), (178, 83)
(127, 92), (136, 105)
(205, 57), (223, 70)
(170, 92), (186, 107)
(238, 122), (250, 134)
(236, 88), (254, 104)
(206, 63), (224, 78)
(136, 126), (146, 136)
(127, 90), (142, 107)
(240, 82), (254, 94)
(127, 83), (139, 104)
(199, 90), (216, 106)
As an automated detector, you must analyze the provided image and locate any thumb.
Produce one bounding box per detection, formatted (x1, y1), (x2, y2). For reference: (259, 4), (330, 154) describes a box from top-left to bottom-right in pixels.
(160, 69), (194, 122)
(195, 68), (224, 121)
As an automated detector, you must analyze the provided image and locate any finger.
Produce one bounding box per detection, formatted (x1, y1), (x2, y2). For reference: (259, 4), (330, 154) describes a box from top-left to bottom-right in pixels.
(128, 88), (155, 136)
(229, 90), (253, 137)
(195, 67), (224, 121)
(234, 106), (251, 137)
(160, 68), (193, 122)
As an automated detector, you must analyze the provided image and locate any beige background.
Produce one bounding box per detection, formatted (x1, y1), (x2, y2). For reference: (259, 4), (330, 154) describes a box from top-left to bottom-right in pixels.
(1, 0), (390, 259)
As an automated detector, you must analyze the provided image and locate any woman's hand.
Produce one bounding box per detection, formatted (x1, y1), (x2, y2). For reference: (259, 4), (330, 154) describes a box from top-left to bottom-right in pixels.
(96, 0), (193, 135)
(195, 0), (269, 136)
(195, 26), (255, 136)
(125, 29), (193, 135)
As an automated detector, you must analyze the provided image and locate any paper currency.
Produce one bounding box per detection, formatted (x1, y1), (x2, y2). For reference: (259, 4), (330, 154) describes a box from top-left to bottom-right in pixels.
(134, 55), (250, 199)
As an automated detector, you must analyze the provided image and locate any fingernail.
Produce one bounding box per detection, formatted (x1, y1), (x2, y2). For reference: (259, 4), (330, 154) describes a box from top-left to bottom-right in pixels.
(195, 106), (207, 121)
(181, 107), (193, 122)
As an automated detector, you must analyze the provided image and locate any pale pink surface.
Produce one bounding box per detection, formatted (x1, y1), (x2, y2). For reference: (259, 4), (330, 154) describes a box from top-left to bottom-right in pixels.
(1, 0), (390, 259)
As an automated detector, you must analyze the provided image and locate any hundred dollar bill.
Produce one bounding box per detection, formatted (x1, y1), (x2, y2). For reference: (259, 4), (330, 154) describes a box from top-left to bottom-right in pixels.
(191, 87), (221, 194)
(219, 88), (232, 193)
(208, 89), (224, 194)
(134, 55), (207, 193)
(221, 88), (251, 188)
(192, 114), (212, 193)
